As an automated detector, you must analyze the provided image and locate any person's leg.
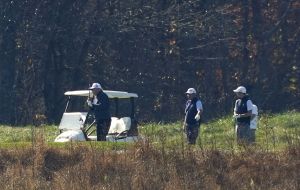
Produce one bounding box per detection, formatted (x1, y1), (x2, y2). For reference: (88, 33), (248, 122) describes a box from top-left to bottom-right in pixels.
(240, 123), (251, 145)
(186, 125), (193, 144)
(96, 120), (103, 141)
(236, 124), (243, 145)
(190, 127), (199, 144)
(237, 123), (248, 145)
(249, 129), (256, 144)
(96, 120), (110, 141)
(244, 124), (251, 145)
(186, 124), (199, 144)
(102, 119), (111, 140)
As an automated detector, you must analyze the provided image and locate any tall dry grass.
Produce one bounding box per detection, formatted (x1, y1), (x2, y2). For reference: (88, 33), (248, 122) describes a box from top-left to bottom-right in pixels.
(0, 136), (299, 190)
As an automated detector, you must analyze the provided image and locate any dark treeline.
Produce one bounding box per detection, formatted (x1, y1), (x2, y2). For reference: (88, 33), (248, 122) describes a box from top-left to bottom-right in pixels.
(0, 0), (299, 125)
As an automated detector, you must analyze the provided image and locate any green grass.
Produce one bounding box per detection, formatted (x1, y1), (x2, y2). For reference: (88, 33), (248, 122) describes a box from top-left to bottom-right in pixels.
(140, 111), (300, 151)
(0, 125), (59, 143)
(0, 125), (135, 150)
(256, 111), (300, 150)
(0, 111), (299, 151)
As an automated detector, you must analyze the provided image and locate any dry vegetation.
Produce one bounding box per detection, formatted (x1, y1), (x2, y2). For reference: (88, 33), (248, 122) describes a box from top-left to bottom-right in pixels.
(0, 138), (299, 190)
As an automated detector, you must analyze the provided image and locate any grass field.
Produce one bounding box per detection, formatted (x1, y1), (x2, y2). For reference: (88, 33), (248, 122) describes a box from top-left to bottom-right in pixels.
(0, 111), (299, 150)
(140, 111), (300, 151)
(0, 111), (299, 189)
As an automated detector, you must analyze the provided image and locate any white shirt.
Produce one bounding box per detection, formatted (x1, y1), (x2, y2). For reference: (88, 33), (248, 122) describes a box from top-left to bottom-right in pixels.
(250, 104), (258, 129)
(93, 97), (98, 104)
(196, 100), (203, 112)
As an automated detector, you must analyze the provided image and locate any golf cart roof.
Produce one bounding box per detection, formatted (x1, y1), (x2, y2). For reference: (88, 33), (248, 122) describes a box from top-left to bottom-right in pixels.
(64, 90), (138, 98)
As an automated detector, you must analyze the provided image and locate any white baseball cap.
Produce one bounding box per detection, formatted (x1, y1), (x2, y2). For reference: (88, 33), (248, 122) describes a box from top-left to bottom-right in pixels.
(233, 86), (246, 94)
(89, 83), (102, 90)
(185, 88), (197, 94)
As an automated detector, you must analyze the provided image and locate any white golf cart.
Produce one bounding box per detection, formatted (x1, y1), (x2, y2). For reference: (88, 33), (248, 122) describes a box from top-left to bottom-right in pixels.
(54, 90), (139, 142)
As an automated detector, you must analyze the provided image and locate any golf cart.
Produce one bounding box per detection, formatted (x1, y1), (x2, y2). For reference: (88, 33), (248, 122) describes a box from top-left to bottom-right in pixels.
(54, 90), (139, 142)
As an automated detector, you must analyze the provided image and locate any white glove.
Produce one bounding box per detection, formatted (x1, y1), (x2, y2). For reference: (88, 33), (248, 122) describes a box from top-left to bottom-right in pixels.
(87, 100), (92, 107)
(195, 114), (201, 121)
(233, 114), (240, 119)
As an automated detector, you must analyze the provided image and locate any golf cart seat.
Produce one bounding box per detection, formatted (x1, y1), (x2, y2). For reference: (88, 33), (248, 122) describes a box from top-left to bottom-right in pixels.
(86, 117), (132, 141)
(104, 117), (133, 141)
(108, 117), (131, 134)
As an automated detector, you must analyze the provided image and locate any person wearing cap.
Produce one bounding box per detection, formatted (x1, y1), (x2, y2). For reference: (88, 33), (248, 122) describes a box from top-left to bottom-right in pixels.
(87, 83), (111, 141)
(233, 86), (253, 145)
(183, 88), (203, 145)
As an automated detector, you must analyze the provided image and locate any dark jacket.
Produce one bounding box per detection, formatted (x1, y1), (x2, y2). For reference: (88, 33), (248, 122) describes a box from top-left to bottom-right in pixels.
(235, 95), (251, 124)
(91, 91), (111, 120)
(185, 97), (199, 125)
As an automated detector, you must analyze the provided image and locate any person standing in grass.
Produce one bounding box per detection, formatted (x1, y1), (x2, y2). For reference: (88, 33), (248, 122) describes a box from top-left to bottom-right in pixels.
(183, 88), (203, 145)
(250, 104), (258, 144)
(233, 86), (253, 145)
(87, 83), (111, 141)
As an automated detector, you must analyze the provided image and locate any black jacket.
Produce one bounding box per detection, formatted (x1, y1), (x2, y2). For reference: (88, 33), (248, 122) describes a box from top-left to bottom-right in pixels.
(185, 97), (199, 125)
(91, 91), (111, 120)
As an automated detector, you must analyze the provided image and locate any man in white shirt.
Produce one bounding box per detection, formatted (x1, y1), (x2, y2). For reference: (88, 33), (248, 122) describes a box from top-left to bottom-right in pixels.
(233, 86), (253, 145)
(183, 88), (203, 144)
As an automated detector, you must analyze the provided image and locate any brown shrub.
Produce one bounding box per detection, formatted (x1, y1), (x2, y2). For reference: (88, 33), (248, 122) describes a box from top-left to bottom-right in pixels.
(0, 142), (299, 190)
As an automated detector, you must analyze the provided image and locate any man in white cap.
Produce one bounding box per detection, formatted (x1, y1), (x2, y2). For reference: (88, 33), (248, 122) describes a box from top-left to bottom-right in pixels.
(183, 88), (203, 144)
(233, 86), (253, 145)
(87, 83), (111, 141)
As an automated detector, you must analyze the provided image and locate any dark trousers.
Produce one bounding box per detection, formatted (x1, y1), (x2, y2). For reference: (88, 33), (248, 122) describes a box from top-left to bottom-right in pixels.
(185, 123), (200, 144)
(96, 119), (111, 141)
(236, 122), (250, 145)
(249, 129), (256, 144)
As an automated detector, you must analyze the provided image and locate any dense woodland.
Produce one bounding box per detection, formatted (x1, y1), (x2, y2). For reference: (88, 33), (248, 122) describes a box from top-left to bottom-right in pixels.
(0, 0), (299, 125)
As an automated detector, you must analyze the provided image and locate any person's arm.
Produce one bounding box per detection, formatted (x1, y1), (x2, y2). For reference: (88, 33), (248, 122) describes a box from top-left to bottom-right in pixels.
(233, 100), (238, 117)
(238, 110), (252, 118)
(86, 96), (93, 108)
(251, 105), (258, 120)
(194, 100), (203, 121)
(196, 102), (203, 115)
